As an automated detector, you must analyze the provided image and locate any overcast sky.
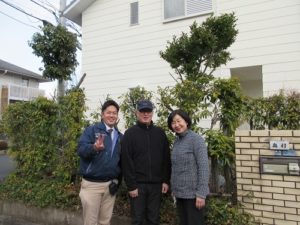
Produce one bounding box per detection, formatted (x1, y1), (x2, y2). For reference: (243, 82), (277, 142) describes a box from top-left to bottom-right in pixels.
(0, 0), (81, 98)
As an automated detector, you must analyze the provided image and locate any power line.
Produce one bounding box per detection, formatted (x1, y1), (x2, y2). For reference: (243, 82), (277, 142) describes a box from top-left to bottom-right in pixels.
(38, 0), (58, 11)
(0, 10), (39, 30)
(1, 0), (82, 47)
(66, 21), (82, 37)
(30, 0), (59, 21)
(0, 0), (45, 22)
(30, 0), (54, 14)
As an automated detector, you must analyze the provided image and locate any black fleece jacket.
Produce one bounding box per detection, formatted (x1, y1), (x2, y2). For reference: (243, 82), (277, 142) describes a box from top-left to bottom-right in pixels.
(121, 121), (171, 191)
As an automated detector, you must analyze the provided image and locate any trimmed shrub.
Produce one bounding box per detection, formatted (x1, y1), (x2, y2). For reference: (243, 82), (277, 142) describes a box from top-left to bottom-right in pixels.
(0, 89), (86, 209)
(206, 197), (255, 225)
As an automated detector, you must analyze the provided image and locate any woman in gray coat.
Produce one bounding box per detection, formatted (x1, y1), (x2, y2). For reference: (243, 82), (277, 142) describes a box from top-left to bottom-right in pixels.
(167, 109), (209, 225)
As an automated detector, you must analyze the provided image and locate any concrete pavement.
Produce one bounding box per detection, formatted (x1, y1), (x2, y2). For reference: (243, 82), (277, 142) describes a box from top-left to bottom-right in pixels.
(0, 153), (131, 225)
(0, 215), (41, 225)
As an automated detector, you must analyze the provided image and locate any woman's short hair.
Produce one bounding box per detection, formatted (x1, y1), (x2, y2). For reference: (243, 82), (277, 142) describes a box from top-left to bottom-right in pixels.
(167, 109), (191, 131)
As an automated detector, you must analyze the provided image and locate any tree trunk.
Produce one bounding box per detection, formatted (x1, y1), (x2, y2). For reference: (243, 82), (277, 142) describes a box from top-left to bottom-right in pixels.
(224, 164), (232, 193)
(57, 0), (67, 99)
(57, 79), (65, 99)
(210, 156), (219, 193)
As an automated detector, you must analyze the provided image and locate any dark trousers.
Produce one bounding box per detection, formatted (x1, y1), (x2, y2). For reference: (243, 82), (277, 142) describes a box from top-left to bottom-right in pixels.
(176, 198), (205, 225)
(130, 183), (162, 225)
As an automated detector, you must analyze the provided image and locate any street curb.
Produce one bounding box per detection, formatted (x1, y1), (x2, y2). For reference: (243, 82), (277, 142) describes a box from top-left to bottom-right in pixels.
(0, 200), (131, 225)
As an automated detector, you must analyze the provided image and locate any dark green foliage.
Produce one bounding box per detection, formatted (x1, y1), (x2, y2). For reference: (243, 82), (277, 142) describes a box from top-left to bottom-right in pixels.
(160, 13), (237, 79)
(205, 130), (235, 167)
(157, 13), (240, 133)
(245, 91), (300, 130)
(158, 13), (242, 194)
(0, 89), (86, 208)
(160, 194), (178, 225)
(29, 23), (79, 81)
(0, 174), (80, 209)
(211, 78), (246, 136)
(113, 182), (131, 216)
(158, 13), (239, 135)
(206, 197), (255, 225)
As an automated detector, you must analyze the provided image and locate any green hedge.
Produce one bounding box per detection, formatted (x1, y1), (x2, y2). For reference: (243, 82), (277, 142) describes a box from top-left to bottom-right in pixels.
(3, 87), (293, 224)
(0, 89), (85, 209)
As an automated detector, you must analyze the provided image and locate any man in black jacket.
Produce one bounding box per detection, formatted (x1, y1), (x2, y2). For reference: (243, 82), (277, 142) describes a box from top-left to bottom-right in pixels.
(121, 100), (171, 225)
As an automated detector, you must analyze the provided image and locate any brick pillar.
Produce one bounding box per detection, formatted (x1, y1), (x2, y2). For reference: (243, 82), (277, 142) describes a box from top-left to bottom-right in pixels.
(235, 130), (300, 225)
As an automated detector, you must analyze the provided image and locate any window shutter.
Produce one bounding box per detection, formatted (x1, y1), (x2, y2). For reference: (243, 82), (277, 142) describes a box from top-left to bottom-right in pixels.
(186, 0), (212, 15)
(130, 2), (139, 25)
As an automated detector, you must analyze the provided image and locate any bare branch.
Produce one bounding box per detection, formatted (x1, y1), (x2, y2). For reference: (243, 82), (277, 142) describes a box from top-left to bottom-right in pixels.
(75, 73), (86, 89)
(208, 68), (216, 76)
(165, 104), (174, 112)
(210, 103), (220, 129)
(169, 72), (179, 83)
(175, 68), (184, 82)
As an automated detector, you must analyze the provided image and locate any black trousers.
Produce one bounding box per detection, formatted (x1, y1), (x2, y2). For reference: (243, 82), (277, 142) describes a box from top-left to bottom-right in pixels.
(130, 183), (162, 225)
(176, 198), (205, 225)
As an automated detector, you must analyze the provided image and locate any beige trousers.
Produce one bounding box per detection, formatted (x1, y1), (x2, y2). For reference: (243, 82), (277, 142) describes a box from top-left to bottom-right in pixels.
(79, 178), (116, 225)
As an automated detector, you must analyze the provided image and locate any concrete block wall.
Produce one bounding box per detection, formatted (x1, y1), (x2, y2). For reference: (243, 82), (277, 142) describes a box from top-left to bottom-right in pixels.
(0, 200), (131, 225)
(235, 130), (300, 225)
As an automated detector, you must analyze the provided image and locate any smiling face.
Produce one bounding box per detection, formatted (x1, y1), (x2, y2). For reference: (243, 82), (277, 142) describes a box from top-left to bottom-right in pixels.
(101, 105), (118, 127)
(171, 114), (188, 134)
(136, 109), (153, 126)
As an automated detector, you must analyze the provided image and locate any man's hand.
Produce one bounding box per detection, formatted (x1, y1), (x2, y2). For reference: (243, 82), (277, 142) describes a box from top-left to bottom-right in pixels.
(94, 134), (105, 151)
(195, 197), (205, 209)
(129, 189), (138, 198)
(162, 183), (169, 193)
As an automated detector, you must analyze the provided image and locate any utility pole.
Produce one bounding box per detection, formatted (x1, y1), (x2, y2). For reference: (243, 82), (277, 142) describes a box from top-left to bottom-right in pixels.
(57, 0), (67, 98)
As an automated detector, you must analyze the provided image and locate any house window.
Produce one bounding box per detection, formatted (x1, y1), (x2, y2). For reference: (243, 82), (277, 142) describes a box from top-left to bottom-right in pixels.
(164, 0), (212, 20)
(130, 2), (139, 25)
(22, 78), (29, 87)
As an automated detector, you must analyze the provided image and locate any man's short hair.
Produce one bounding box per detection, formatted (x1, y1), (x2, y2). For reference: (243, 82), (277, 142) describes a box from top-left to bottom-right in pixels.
(101, 100), (119, 112)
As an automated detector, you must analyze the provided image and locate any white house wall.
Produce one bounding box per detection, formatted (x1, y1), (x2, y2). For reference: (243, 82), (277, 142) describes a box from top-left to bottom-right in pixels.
(0, 74), (39, 88)
(80, 0), (300, 116)
(218, 0), (300, 96)
(81, 0), (211, 115)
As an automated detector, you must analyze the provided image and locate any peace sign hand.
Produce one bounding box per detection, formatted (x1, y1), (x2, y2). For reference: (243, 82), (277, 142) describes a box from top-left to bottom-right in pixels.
(94, 134), (105, 151)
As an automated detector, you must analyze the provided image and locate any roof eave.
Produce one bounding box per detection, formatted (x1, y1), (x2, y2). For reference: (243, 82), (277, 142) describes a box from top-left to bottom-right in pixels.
(0, 69), (50, 83)
(63, 0), (96, 26)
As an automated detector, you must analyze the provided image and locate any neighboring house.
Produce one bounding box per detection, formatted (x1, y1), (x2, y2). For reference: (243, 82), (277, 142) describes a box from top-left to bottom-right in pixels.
(0, 59), (49, 116)
(64, 0), (300, 116)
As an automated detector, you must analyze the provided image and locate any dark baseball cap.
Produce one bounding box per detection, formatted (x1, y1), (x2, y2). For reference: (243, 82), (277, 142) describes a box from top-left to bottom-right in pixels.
(137, 100), (153, 111)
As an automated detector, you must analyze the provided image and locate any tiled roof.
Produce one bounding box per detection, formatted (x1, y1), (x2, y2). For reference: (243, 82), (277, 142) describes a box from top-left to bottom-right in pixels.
(0, 59), (49, 82)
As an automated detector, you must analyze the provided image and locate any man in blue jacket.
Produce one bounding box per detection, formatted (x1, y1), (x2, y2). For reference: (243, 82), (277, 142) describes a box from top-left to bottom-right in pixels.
(78, 100), (122, 225)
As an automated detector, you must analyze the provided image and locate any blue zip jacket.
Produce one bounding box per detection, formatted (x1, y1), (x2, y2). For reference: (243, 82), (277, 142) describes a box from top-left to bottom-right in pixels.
(77, 122), (122, 181)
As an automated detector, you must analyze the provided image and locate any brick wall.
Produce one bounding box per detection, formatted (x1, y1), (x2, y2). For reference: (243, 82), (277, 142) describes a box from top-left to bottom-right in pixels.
(235, 130), (300, 225)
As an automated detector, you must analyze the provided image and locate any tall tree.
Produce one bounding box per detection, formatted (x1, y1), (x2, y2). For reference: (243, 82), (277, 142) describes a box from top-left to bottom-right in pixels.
(158, 13), (244, 194)
(29, 23), (79, 98)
